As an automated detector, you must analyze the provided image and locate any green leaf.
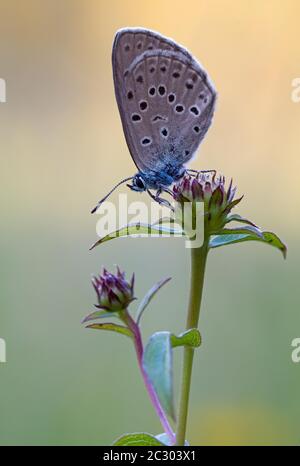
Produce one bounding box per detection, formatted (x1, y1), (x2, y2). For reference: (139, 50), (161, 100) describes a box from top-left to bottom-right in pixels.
(90, 223), (183, 250)
(223, 195), (243, 214)
(209, 231), (287, 258)
(82, 310), (117, 323)
(152, 217), (177, 226)
(113, 432), (165, 446)
(85, 322), (133, 338)
(225, 213), (258, 228)
(171, 329), (201, 348)
(136, 277), (171, 324)
(210, 233), (248, 248)
(215, 225), (263, 238)
(142, 329), (202, 422)
(143, 332), (175, 421)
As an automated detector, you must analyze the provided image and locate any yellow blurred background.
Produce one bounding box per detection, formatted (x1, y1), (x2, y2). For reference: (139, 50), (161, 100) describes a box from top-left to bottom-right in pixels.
(0, 0), (299, 445)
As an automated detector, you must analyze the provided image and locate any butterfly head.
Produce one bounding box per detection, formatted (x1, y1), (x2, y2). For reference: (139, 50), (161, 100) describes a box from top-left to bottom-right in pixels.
(128, 173), (147, 192)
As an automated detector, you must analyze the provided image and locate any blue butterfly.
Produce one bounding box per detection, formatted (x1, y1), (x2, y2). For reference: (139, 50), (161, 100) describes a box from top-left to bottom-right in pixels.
(92, 28), (216, 213)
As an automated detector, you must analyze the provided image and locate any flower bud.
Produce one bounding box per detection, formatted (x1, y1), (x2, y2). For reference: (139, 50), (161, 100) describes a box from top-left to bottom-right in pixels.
(173, 171), (242, 235)
(92, 267), (135, 312)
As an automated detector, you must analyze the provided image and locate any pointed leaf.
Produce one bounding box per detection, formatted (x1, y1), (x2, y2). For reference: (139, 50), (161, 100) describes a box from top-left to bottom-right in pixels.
(222, 195), (243, 214)
(143, 332), (175, 420)
(90, 223), (183, 250)
(82, 310), (117, 323)
(113, 432), (165, 446)
(152, 218), (183, 233)
(210, 233), (249, 248)
(136, 277), (171, 324)
(209, 185), (224, 207)
(209, 231), (287, 258)
(85, 322), (133, 338)
(225, 213), (258, 228)
(171, 329), (201, 348)
(215, 225), (263, 238)
(260, 231), (287, 258)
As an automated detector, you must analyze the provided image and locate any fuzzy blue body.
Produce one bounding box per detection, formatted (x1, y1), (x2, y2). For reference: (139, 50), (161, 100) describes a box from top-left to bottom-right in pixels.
(138, 164), (185, 190)
(129, 156), (186, 192)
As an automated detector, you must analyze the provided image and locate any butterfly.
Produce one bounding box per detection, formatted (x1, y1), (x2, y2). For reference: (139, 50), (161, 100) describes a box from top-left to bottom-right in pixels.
(92, 27), (216, 213)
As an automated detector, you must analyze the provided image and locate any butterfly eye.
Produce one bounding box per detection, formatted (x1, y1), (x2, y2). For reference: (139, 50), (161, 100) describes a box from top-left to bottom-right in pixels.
(135, 176), (146, 190)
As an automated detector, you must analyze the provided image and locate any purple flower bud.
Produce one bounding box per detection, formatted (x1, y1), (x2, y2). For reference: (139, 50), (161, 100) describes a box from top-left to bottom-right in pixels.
(191, 178), (204, 200)
(173, 175), (203, 202)
(92, 267), (135, 312)
(172, 171), (240, 234)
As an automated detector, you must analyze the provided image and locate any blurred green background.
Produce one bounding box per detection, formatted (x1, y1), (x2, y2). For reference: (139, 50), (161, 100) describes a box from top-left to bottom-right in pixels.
(0, 0), (299, 445)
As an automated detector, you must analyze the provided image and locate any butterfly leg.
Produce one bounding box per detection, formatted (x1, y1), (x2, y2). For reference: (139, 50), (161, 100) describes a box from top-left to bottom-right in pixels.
(187, 169), (216, 176)
(160, 186), (174, 197)
(147, 189), (174, 211)
(200, 169), (216, 176)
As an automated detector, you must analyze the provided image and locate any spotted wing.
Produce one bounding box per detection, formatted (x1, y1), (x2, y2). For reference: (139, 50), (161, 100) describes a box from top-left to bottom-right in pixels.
(112, 28), (217, 172)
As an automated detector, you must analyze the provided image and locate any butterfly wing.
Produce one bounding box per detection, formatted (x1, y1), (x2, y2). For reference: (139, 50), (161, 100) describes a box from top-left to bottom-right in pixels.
(112, 28), (217, 173)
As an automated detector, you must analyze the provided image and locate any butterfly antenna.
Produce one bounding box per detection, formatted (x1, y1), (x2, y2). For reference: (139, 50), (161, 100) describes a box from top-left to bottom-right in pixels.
(91, 176), (133, 214)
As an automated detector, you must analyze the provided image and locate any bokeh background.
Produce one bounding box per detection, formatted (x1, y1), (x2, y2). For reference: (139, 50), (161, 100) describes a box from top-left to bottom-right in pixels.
(0, 0), (299, 445)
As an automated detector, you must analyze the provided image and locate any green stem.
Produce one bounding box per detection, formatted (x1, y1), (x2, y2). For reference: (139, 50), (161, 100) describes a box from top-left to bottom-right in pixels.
(176, 239), (209, 445)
